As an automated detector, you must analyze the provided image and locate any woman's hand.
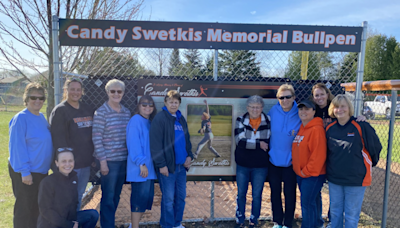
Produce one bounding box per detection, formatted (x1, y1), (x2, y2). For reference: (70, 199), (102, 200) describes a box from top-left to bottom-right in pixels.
(73, 221), (79, 228)
(100, 160), (109, 176)
(22, 174), (33, 185)
(260, 141), (269, 152)
(160, 166), (169, 177)
(184, 157), (192, 169)
(140, 165), (148, 178)
(356, 115), (367, 122)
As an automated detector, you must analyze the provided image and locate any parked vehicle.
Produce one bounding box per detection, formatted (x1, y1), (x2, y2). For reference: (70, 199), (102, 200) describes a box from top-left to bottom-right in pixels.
(363, 106), (375, 120)
(364, 95), (400, 119)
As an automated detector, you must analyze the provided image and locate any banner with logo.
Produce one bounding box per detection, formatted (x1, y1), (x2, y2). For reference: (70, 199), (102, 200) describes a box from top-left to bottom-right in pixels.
(137, 79), (284, 180)
(59, 19), (363, 52)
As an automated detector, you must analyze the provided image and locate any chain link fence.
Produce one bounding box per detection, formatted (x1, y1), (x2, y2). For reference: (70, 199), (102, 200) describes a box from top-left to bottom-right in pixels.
(57, 45), (396, 227)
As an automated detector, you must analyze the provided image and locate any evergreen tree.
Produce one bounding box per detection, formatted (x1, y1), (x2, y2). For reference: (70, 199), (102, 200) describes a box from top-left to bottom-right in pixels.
(392, 44), (400, 79)
(284, 51), (321, 80)
(339, 52), (358, 82)
(168, 48), (185, 76)
(219, 50), (261, 77)
(183, 49), (202, 78)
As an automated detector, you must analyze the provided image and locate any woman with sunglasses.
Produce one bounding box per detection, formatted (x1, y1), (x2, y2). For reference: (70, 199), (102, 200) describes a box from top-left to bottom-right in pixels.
(268, 84), (301, 228)
(126, 95), (157, 228)
(37, 148), (99, 228)
(49, 77), (95, 209)
(92, 79), (131, 228)
(8, 82), (52, 228)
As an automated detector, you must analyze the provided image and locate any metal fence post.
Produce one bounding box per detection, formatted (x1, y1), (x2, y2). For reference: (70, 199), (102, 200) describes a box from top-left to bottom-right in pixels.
(213, 49), (218, 81)
(381, 89), (397, 228)
(210, 49), (218, 220)
(52, 15), (61, 105)
(354, 21), (368, 116)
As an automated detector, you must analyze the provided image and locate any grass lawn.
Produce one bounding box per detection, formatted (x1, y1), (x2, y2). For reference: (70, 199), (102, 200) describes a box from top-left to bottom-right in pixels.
(370, 122), (400, 163)
(0, 105), (47, 228)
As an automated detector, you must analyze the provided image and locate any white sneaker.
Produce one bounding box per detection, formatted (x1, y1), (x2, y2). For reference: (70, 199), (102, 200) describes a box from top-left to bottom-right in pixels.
(272, 223), (282, 228)
(173, 224), (185, 228)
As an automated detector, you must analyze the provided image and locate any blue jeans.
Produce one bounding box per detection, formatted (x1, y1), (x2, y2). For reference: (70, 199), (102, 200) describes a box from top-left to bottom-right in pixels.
(157, 164), (187, 228)
(297, 175), (326, 228)
(75, 166), (91, 210)
(235, 165), (268, 225)
(100, 161), (126, 228)
(77, 209), (99, 228)
(329, 182), (366, 228)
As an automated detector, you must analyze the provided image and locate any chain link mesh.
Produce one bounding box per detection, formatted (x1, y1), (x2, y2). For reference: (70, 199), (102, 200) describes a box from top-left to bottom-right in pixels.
(57, 45), (397, 227)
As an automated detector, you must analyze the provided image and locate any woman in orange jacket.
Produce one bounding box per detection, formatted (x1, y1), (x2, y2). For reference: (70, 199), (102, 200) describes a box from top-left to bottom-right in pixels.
(292, 100), (327, 228)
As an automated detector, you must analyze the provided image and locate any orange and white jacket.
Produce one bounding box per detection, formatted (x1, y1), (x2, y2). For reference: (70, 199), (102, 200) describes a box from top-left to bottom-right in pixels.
(292, 117), (327, 178)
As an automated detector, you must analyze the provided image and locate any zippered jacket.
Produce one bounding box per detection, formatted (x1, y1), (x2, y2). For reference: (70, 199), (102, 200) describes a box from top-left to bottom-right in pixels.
(326, 116), (382, 186)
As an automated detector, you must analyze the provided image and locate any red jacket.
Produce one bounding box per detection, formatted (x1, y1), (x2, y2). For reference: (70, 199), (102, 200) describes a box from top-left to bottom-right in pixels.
(292, 117), (327, 178)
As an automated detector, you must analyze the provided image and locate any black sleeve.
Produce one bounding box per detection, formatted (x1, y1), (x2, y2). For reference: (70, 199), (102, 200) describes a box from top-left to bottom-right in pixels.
(361, 122), (383, 167)
(150, 113), (167, 169)
(38, 178), (74, 228)
(49, 106), (69, 149)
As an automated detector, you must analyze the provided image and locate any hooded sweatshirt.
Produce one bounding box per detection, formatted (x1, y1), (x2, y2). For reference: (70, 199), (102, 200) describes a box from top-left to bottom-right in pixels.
(292, 117), (327, 178)
(268, 101), (301, 167)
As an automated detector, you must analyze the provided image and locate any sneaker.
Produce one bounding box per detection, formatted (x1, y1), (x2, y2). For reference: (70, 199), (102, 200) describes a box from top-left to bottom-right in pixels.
(325, 222), (332, 228)
(234, 223), (244, 228)
(173, 225), (185, 228)
(272, 223), (282, 228)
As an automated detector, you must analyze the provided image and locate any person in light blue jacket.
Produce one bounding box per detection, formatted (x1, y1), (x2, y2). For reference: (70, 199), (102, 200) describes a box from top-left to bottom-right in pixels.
(268, 84), (301, 228)
(8, 82), (52, 228)
(126, 95), (157, 228)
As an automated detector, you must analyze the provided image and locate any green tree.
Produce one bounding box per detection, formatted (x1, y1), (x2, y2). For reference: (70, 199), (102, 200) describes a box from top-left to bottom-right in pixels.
(392, 44), (400, 79)
(78, 48), (154, 76)
(168, 48), (185, 76)
(183, 49), (202, 78)
(339, 52), (358, 82)
(203, 54), (220, 77)
(219, 50), (261, 77)
(284, 51), (321, 80)
(364, 35), (397, 81)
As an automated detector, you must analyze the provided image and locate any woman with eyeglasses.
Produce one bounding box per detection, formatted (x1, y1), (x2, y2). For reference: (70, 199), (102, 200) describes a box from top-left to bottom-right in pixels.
(126, 95), (157, 228)
(92, 79), (131, 228)
(268, 84), (301, 228)
(49, 77), (95, 209)
(37, 148), (99, 228)
(233, 95), (271, 228)
(8, 82), (52, 228)
(193, 99), (220, 160)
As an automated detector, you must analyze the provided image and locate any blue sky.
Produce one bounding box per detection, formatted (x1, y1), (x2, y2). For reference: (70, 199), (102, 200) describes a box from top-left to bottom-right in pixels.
(139, 0), (400, 40)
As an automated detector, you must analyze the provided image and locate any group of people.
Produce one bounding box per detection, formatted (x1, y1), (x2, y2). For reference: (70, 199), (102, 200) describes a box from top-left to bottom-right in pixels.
(8, 78), (193, 228)
(8, 78), (382, 228)
(235, 83), (382, 228)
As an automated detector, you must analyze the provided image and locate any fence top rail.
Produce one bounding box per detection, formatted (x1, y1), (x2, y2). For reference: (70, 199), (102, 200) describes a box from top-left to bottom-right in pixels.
(341, 79), (400, 91)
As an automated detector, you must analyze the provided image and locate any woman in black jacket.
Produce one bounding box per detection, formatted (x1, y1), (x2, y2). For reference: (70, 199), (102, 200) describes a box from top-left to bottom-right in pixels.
(37, 148), (98, 228)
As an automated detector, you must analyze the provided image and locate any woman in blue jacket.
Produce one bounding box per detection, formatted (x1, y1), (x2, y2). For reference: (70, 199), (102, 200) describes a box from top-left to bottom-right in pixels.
(8, 82), (52, 228)
(126, 95), (157, 228)
(268, 84), (301, 228)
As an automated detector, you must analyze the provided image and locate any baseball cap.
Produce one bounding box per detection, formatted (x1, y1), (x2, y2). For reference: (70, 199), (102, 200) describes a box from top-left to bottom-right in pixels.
(297, 100), (316, 110)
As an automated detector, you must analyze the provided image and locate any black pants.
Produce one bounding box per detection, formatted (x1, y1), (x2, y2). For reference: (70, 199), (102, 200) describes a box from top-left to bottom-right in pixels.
(268, 163), (297, 228)
(8, 163), (47, 228)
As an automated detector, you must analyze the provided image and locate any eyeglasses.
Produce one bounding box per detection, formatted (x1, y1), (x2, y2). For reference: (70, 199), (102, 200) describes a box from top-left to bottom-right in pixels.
(248, 106), (262, 110)
(109, 90), (123, 94)
(141, 103), (154, 108)
(57, 147), (74, 152)
(278, 95), (293, 100)
(29, 96), (45, 101)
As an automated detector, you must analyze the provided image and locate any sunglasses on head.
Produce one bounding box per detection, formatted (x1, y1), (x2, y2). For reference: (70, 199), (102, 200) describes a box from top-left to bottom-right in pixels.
(29, 96), (45, 101)
(141, 103), (154, 107)
(57, 147), (73, 152)
(109, 90), (123, 94)
(278, 95), (293, 100)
